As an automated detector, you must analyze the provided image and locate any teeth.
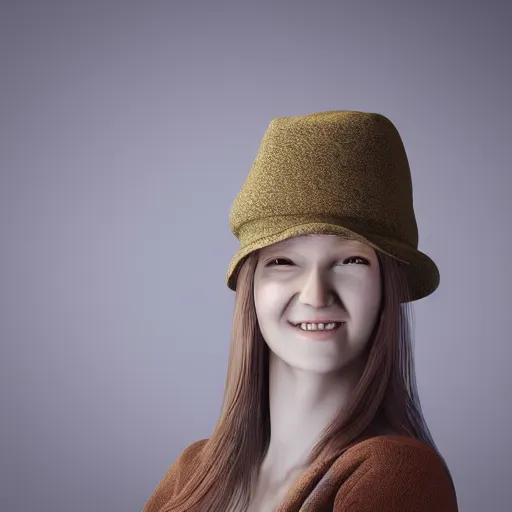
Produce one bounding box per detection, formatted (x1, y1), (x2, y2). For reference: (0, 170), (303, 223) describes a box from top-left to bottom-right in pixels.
(298, 322), (339, 331)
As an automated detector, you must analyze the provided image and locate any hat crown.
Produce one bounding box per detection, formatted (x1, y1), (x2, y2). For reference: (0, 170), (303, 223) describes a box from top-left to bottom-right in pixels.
(230, 111), (418, 247)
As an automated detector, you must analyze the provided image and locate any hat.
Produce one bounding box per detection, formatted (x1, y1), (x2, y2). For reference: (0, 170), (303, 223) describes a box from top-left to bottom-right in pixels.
(226, 110), (439, 302)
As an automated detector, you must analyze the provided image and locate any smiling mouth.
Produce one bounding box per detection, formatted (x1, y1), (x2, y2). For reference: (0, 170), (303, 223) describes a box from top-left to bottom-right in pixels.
(289, 321), (344, 330)
(287, 321), (346, 339)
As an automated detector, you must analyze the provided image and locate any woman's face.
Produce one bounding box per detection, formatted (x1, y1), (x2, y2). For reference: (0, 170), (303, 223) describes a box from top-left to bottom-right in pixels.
(253, 234), (382, 374)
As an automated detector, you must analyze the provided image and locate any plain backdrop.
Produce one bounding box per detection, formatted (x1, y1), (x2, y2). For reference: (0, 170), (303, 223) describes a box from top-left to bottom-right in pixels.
(1, 1), (511, 511)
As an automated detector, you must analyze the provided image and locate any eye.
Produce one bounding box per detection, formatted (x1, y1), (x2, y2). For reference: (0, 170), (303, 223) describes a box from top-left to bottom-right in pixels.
(265, 258), (293, 267)
(344, 256), (368, 265)
(265, 256), (369, 267)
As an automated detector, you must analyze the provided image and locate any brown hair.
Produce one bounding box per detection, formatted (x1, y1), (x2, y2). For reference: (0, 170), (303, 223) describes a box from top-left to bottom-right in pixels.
(161, 244), (456, 511)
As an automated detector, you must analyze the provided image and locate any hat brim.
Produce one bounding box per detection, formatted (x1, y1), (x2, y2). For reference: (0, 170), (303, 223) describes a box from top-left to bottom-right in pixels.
(226, 222), (439, 302)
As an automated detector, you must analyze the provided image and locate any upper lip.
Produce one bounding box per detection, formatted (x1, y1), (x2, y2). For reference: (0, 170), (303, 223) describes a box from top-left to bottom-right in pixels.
(290, 319), (345, 325)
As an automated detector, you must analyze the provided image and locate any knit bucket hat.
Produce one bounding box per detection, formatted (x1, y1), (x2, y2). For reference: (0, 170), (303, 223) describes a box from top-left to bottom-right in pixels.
(226, 110), (439, 302)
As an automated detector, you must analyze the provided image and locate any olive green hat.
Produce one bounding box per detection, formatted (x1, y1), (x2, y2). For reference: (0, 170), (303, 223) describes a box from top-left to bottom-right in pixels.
(226, 110), (439, 302)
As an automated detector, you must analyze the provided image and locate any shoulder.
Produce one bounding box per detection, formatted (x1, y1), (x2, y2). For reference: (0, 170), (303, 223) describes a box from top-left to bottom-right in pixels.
(344, 434), (447, 469)
(172, 438), (209, 469)
(333, 435), (458, 511)
(142, 439), (209, 512)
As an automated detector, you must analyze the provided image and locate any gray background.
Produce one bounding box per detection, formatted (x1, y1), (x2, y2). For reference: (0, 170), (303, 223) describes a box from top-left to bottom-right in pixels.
(1, 1), (510, 511)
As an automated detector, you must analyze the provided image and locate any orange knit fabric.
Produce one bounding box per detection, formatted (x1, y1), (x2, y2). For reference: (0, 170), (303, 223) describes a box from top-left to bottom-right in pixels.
(143, 435), (458, 511)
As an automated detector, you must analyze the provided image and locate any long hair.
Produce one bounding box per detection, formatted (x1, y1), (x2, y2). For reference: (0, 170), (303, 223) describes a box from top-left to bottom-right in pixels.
(161, 244), (456, 511)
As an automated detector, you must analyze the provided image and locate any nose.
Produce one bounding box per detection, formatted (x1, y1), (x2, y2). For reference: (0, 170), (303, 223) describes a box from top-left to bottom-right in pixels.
(298, 267), (335, 307)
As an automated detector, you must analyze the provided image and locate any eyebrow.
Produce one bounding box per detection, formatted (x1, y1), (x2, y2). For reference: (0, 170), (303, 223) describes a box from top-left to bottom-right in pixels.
(263, 242), (373, 257)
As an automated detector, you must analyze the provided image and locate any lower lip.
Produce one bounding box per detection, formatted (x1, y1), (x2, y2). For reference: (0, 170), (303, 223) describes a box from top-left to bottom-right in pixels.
(288, 322), (345, 340)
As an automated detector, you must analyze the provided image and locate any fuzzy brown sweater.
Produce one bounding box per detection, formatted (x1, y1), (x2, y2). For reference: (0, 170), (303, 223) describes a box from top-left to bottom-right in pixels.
(143, 435), (458, 511)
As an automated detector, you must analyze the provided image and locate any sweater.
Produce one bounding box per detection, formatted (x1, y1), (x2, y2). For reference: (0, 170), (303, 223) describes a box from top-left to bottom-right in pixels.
(142, 434), (458, 511)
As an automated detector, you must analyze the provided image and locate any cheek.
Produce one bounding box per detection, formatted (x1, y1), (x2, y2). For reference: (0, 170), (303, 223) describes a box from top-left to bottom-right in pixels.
(254, 281), (278, 313)
(342, 277), (381, 318)
(254, 281), (287, 333)
(354, 280), (382, 325)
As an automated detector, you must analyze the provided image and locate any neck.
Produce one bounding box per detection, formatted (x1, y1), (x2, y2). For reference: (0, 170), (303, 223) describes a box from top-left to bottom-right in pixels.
(262, 352), (367, 474)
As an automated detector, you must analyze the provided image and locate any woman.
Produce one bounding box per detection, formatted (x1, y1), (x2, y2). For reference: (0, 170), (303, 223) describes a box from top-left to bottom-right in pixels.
(143, 111), (459, 511)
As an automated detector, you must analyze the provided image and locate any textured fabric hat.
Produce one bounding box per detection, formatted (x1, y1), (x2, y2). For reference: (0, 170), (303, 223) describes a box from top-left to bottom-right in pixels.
(226, 110), (439, 302)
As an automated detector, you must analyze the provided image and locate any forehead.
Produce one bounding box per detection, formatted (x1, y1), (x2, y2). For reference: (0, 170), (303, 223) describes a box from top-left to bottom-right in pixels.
(260, 234), (373, 254)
